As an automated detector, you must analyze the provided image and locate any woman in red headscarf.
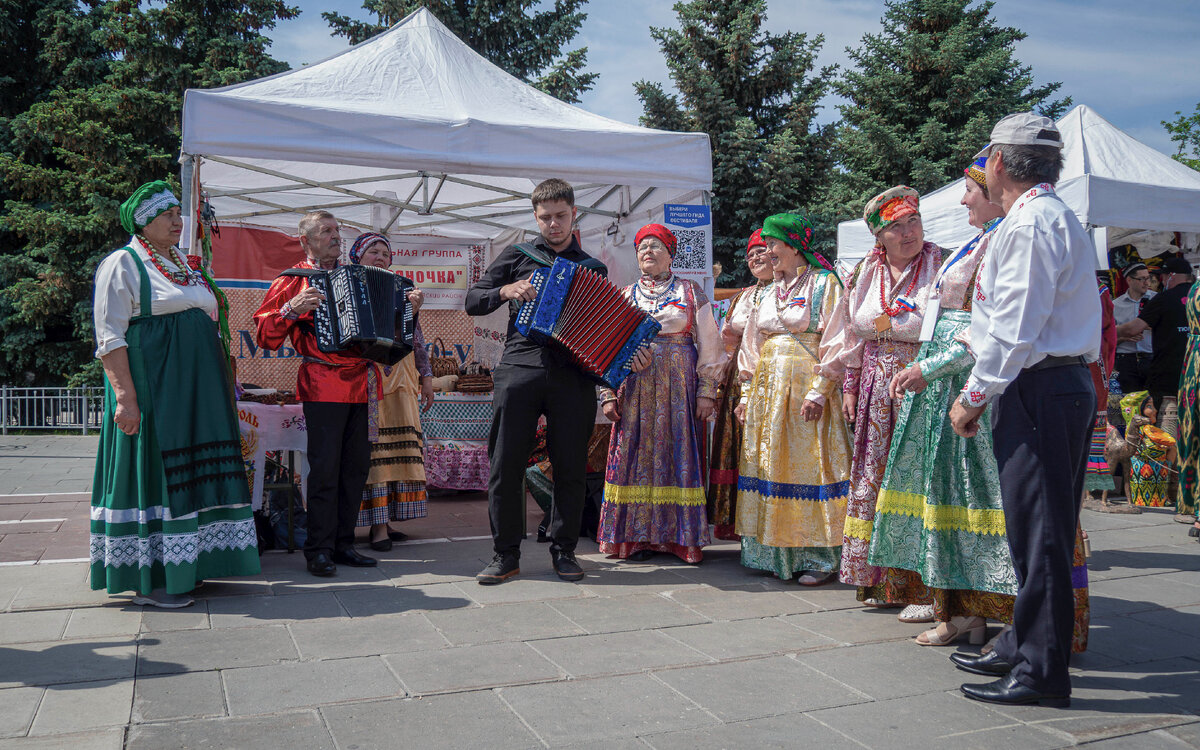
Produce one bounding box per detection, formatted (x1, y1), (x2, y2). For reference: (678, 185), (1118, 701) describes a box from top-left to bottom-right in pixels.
(706, 230), (777, 540)
(597, 223), (726, 563)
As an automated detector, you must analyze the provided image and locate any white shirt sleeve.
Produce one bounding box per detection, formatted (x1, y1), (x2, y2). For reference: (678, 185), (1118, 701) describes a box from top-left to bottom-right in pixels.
(93, 251), (141, 357)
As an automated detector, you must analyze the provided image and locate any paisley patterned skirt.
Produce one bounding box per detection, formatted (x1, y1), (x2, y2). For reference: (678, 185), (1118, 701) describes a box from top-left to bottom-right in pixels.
(840, 338), (925, 601)
(599, 336), (709, 563)
(707, 362), (743, 540)
(735, 333), (851, 579)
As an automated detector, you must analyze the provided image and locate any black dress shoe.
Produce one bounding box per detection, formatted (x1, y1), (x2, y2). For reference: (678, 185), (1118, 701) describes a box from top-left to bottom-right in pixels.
(369, 537), (393, 552)
(332, 549), (378, 567)
(477, 553), (520, 585)
(551, 550), (584, 582)
(307, 553), (336, 577)
(387, 529), (408, 542)
(961, 673), (1070, 707)
(950, 650), (1014, 676)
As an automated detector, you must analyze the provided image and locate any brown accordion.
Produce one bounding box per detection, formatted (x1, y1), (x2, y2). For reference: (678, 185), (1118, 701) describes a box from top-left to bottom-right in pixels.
(515, 258), (661, 389)
(280, 265), (415, 366)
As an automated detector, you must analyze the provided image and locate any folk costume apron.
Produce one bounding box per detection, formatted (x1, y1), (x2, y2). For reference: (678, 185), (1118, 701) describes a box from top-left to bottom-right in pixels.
(90, 247), (259, 595)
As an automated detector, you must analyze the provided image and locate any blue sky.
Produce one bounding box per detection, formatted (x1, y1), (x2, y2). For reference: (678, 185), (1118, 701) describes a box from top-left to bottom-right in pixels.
(268, 0), (1200, 156)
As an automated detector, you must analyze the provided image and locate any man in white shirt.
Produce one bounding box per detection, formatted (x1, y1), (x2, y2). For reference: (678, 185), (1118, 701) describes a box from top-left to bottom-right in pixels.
(1113, 262), (1155, 393)
(948, 113), (1100, 708)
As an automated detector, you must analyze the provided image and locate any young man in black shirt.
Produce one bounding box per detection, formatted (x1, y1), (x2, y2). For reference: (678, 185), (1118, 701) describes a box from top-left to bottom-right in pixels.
(1118, 256), (1195, 409)
(464, 179), (608, 584)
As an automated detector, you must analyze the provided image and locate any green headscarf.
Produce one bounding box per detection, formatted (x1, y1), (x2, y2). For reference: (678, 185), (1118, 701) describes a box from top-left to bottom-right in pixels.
(760, 213), (841, 286)
(119, 180), (179, 234)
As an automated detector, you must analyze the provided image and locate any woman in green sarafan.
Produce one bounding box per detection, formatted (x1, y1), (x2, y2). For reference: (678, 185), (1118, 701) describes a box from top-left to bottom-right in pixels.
(90, 180), (259, 608)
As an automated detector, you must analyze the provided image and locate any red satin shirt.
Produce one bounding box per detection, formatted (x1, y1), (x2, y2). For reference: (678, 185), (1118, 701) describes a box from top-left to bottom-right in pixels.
(253, 260), (370, 403)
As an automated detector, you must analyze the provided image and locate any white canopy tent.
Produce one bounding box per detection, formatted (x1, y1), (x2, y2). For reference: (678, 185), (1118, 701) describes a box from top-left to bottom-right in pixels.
(835, 105), (1200, 271)
(179, 7), (712, 289)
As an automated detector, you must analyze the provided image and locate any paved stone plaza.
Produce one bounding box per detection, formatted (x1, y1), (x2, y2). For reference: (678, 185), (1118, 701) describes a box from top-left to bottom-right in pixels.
(1, 435), (1198, 749)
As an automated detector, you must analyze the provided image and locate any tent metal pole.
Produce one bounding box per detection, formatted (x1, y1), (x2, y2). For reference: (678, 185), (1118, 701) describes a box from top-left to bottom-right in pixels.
(628, 187), (656, 214)
(205, 172), (423, 198)
(221, 198), (373, 221)
(382, 180), (427, 233)
(231, 195), (374, 231)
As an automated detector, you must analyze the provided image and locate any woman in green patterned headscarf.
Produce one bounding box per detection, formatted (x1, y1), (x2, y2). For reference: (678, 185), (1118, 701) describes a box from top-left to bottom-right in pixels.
(90, 180), (260, 608)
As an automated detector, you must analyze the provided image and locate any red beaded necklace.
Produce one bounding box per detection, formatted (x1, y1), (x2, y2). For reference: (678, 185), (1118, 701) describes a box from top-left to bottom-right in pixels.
(878, 249), (925, 318)
(139, 236), (194, 287)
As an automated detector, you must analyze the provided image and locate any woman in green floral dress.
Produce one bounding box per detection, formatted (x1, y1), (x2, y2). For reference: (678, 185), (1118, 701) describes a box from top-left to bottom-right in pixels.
(1178, 281), (1200, 534)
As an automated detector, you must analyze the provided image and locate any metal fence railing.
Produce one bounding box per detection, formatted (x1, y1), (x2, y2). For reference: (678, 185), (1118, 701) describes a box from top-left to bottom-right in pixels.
(0, 387), (105, 434)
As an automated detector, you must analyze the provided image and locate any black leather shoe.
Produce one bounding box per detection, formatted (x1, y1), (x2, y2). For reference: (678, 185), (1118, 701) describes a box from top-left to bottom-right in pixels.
(307, 553), (336, 577)
(950, 650), (1014, 676)
(387, 529), (408, 542)
(369, 537), (393, 552)
(961, 673), (1070, 707)
(477, 553), (520, 585)
(332, 549), (378, 567)
(551, 550), (584, 582)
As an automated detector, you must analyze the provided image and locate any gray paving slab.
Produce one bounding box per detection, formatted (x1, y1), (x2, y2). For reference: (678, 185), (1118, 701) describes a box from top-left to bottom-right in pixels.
(548, 592), (709, 634)
(0, 687), (42, 739)
(661, 584), (818, 620)
(28, 678), (132, 736)
(787, 581), (866, 610)
(500, 673), (718, 745)
(796, 640), (994, 701)
(1164, 722), (1200, 746)
(1085, 615), (1200, 666)
(222, 655), (403, 715)
(424, 601), (587, 646)
(289, 611), (449, 660)
(808, 690), (1067, 749)
(456, 575), (595, 605)
(125, 710), (335, 750)
(376, 554), (486, 586)
(132, 671), (226, 723)
(0, 728), (124, 750)
(321, 691), (540, 749)
(136, 625), (298, 675)
(784, 605), (929, 645)
(205, 590), (346, 628)
(643, 712), (865, 750)
(0, 637), (137, 688)
(0, 610), (70, 645)
(335, 581), (475, 616)
(1089, 575), (1200, 618)
(266, 562), (392, 596)
(384, 641), (562, 694)
(1079, 728), (1200, 749)
(62, 605), (142, 639)
(1089, 546), (1200, 581)
(528, 630), (712, 678)
(575, 565), (700, 597)
(653, 656), (868, 722)
(661, 617), (837, 660)
(138, 601), (210, 632)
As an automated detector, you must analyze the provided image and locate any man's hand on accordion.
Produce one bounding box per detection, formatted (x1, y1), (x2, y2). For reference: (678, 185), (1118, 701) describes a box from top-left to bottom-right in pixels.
(499, 275), (538, 303)
(407, 288), (424, 311)
(288, 286), (325, 315)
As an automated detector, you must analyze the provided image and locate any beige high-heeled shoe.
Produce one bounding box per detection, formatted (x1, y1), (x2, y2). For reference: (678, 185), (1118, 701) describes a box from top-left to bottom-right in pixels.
(915, 616), (986, 646)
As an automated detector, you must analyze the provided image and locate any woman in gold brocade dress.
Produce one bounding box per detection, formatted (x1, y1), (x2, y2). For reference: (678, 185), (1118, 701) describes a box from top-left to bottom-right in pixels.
(735, 214), (851, 584)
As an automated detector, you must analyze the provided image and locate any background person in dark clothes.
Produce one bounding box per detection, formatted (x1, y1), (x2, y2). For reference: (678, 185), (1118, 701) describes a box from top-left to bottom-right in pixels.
(464, 179), (649, 585)
(1117, 255), (1196, 518)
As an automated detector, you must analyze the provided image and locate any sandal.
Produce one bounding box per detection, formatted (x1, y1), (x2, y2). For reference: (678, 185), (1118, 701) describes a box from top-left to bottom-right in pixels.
(897, 603), (936, 623)
(915, 616), (986, 646)
(861, 597), (902, 609)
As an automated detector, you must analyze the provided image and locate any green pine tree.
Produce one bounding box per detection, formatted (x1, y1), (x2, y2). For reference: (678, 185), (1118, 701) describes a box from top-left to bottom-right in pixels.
(1163, 102), (1200, 171)
(0, 0), (297, 387)
(635, 0), (834, 282)
(828, 0), (1070, 219)
(324, 0), (597, 104)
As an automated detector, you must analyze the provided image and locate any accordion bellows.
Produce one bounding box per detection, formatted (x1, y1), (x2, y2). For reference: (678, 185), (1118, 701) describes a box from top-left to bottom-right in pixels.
(515, 258), (661, 389)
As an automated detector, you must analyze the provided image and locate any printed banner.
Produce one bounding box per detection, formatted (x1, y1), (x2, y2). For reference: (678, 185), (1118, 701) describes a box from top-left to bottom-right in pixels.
(212, 224), (484, 391)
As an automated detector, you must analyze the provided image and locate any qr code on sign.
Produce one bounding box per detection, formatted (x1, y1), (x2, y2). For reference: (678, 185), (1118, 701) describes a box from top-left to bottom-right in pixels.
(670, 228), (708, 271)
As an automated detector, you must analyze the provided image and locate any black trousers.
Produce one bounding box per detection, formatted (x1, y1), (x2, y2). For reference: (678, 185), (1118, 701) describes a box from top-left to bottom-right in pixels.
(990, 364), (1094, 695)
(488, 363), (595, 558)
(302, 401), (370, 561)
(1114, 352), (1150, 395)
